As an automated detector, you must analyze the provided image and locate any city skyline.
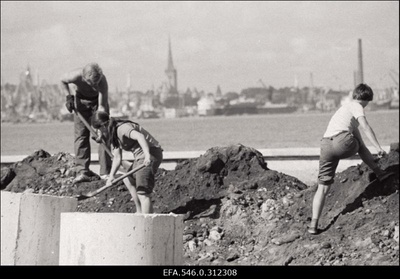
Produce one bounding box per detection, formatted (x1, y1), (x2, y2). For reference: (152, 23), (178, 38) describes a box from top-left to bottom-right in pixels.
(1, 1), (399, 93)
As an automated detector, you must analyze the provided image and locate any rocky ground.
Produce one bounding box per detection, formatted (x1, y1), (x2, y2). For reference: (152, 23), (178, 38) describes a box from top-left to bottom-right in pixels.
(1, 143), (399, 266)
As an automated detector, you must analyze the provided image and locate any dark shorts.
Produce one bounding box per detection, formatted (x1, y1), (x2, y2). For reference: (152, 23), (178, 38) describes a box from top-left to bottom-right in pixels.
(127, 147), (163, 195)
(318, 131), (359, 185)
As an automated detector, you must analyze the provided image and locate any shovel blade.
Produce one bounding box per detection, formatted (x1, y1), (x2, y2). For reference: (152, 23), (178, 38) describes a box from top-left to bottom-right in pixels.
(76, 194), (91, 201)
(73, 163), (146, 201)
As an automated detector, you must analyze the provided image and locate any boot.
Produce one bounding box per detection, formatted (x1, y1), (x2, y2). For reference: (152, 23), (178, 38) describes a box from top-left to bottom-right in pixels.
(73, 171), (91, 183)
(308, 219), (319, 235)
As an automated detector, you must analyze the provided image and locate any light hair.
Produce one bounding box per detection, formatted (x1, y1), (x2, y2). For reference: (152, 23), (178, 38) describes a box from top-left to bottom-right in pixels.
(82, 63), (103, 84)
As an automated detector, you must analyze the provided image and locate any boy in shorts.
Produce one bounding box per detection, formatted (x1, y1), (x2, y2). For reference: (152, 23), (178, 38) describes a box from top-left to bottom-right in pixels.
(91, 110), (163, 214)
(308, 83), (394, 234)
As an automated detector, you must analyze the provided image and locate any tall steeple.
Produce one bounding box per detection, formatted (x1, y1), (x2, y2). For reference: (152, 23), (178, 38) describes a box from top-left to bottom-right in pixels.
(167, 36), (175, 71)
(165, 36), (178, 93)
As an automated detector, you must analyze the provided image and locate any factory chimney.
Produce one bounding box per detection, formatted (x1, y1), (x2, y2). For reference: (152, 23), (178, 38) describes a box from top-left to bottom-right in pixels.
(358, 38), (364, 84)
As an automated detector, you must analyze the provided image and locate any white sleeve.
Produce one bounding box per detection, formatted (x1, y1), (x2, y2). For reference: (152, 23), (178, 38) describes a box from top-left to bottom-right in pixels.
(351, 102), (365, 119)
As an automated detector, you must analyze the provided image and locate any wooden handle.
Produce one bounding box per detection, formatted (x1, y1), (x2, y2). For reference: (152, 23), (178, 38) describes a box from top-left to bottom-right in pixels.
(80, 163), (146, 199)
(110, 163), (146, 184)
(74, 109), (113, 157)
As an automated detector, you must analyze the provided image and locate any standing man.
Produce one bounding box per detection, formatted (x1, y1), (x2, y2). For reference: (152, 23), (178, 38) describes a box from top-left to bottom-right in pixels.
(61, 63), (112, 183)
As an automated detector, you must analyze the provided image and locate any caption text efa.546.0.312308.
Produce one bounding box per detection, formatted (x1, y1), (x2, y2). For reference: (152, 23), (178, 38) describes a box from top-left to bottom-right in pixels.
(163, 268), (238, 277)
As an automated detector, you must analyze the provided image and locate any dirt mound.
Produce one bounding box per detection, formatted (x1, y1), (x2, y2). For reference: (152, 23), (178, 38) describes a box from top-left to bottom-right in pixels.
(1, 143), (399, 265)
(2, 150), (104, 196)
(153, 144), (307, 217)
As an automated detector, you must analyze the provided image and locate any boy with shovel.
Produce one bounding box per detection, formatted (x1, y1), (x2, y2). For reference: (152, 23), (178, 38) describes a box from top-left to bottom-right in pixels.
(91, 110), (163, 214)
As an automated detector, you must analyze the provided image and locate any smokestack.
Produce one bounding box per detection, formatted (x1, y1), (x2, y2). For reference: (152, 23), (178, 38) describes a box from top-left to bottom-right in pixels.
(354, 71), (358, 88)
(358, 38), (364, 84)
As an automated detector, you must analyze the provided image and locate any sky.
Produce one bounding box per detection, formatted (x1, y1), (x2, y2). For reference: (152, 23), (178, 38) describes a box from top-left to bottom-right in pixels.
(1, 1), (399, 93)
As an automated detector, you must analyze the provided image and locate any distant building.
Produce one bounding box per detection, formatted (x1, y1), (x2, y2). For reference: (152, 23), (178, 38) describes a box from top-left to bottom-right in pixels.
(159, 37), (179, 105)
(197, 93), (217, 116)
(165, 37), (178, 95)
(159, 81), (170, 103)
(215, 85), (222, 99)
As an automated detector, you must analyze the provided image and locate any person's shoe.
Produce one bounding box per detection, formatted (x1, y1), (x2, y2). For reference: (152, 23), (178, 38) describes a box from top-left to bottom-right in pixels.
(100, 174), (109, 180)
(377, 171), (395, 182)
(307, 226), (318, 235)
(73, 173), (91, 183)
(86, 169), (98, 177)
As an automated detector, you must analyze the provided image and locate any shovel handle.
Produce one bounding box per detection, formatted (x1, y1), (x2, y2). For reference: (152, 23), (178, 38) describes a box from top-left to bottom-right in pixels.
(76, 163), (146, 200)
(74, 109), (133, 173)
(74, 109), (113, 157)
(110, 163), (146, 185)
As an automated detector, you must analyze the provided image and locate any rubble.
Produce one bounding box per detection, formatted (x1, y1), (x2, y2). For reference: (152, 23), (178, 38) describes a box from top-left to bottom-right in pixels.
(1, 143), (399, 265)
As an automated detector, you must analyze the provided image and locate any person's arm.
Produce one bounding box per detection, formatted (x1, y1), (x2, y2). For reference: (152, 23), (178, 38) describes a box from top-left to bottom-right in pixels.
(106, 147), (122, 187)
(60, 69), (81, 113)
(129, 130), (151, 166)
(97, 77), (109, 113)
(357, 116), (386, 155)
(60, 69), (81, 96)
(352, 126), (366, 147)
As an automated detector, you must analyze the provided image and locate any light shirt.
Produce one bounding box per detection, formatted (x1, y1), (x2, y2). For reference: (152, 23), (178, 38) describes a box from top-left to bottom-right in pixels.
(117, 122), (161, 159)
(323, 101), (365, 138)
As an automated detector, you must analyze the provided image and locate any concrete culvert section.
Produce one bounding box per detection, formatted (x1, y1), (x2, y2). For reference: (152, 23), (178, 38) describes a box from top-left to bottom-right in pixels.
(1, 192), (77, 265)
(59, 213), (184, 265)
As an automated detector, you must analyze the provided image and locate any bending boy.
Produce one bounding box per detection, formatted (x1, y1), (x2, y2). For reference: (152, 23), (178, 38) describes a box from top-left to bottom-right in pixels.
(308, 83), (394, 234)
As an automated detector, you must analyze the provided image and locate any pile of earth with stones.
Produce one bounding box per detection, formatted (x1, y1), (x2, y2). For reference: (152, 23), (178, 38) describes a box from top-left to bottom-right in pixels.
(1, 143), (399, 266)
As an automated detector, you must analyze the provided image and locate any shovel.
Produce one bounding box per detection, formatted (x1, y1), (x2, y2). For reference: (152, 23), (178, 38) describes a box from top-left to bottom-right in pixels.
(74, 109), (133, 172)
(74, 109), (113, 156)
(75, 163), (146, 201)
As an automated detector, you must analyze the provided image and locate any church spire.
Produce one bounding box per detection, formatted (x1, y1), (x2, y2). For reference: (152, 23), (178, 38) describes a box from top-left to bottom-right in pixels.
(166, 36), (175, 71)
(165, 36), (178, 93)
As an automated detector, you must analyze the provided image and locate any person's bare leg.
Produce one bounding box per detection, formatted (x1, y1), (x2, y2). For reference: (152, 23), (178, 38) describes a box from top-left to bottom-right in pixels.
(138, 193), (153, 214)
(309, 184), (330, 233)
(121, 160), (133, 172)
(123, 178), (142, 213)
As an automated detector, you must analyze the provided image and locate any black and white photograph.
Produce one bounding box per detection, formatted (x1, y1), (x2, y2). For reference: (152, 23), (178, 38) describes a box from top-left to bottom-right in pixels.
(1, 1), (399, 268)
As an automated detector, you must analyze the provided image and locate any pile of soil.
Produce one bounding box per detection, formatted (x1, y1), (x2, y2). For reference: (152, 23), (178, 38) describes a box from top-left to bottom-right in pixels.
(1, 143), (399, 265)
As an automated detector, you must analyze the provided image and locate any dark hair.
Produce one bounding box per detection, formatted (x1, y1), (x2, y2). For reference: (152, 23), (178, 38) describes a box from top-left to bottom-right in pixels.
(352, 83), (374, 101)
(91, 111), (139, 148)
